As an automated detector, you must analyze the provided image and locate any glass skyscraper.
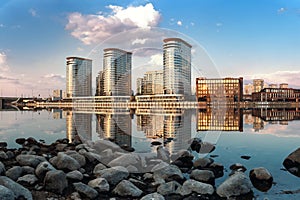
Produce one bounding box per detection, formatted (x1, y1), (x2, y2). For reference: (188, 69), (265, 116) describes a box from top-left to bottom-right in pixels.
(103, 48), (132, 96)
(163, 38), (192, 97)
(66, 57), (92, 97)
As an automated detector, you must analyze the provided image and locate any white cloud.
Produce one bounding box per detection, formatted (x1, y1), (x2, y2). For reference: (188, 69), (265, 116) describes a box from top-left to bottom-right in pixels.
(29, 8), (37, 17)
(132, 38), (148, 45)
(65, 3), (161, 45)
(278, 7), (287, 14)
(148, 53), (163, 67)
(0, 52), (10, 72)
(177, 21), (182, 26)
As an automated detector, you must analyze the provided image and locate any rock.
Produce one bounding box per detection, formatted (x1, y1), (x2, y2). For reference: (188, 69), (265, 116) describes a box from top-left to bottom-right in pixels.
(151, 141), (162, 146)
(55, 143), (68, 151)
(15, 138), (26, 145)
(81, 151), (102, 163)
(88, 177), (110, 192)
(70, 192), (81, 200)
(64, 151), (86, 167)
(126, 165), (139, 173)
(92, 139), (123, 153)
(141, 192), (165, 200)
(0, 176), (33, 200)
(171, 149), (193, 161)
(17, 174), (38, 186)
(22, 166), (35, 174)
(190, 169), (215, 185)
(283, 148), (300, 177)
(113, 180), (143, 197)
(216, 172), (253, 198)
(0, 142), (7, 149)
(0, 185), (15, 200)
(199, 142), (216, 154)
(249, 167), (273, 192)
(157, 181), (181, 195)
(157, 146), (170, 162)
(16, 155), (46, 167)
(206, 162), (224, 178)
(93, 163), (107, 175)
(153, 164), (184, 182)
(97, 166), (129, 185)
(0, 161), (6, 175)
(66, 170), (83, 181)
(5, 166), (23, 181)
(108, 153), (139, 168)
(241, 155), (251, 160)
(171, 150), (194, 169)
(120, 144), (135, 152)
(44, 170), (68, 194)
(0, 151), (8, 160)
(26, 137), (38, 145)
(151, 161), (169, 172)
(73, 182), (98, 199)
(50, 152), (81, 171)
(193, 157), (214, 169)
(178, 179), (214, 196)
(230, 163), (247, 174)
(5, 151), (14, 159)
(35, 161), (56, 180)
(129, 178), (147, 190)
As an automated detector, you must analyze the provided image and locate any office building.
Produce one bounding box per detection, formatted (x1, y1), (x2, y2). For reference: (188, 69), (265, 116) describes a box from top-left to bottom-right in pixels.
(280, 83), (288, 89)
(163, 38), (192, 97)
(137, 70), (163, 95)
(252, 88), (300, 102)
(66, 57), (92, 98)
(96, 71), (104, 96)
(196, 77), (243, 103)
(253, 79), (264, 93)
(52, 89), (62, 101)
(103, 48), (132, 96)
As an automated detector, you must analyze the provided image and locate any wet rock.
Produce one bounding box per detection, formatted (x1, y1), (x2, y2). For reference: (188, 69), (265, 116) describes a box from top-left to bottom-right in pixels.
(193, 157), (214, 169)
(171, 149), (193, 161)
(0, 185), (15, 200)
(55, 143), (68, 152)
(206, 162), (224, 178)
(153, 164), (184, 182)
(88, 177), (110, 192)
(157, 146), (170, 162)
(178, 179), (214, 196)
(56, 138), (69, 144)
(73, 182), (98, 199)
(141, 192), (165, 200)
(108, 153), (139, 168)
(17, 174), (38, 186)
(113, 180), (143, 197)
(190, 169), (215, 185)
(81, 151), (102, 163)
(120, 144), (135, 152)
(22, 166), (35, 175)
(0, 151), (8, 160)
(127, 165), (139, 173)
(190, 138), (215, 153)
(64, 151), (86, 167)
(5, 166), (23, 181)
(0, 176), (33, 200)
(230, 163), (247, 172)
(249, 167), (273, 192)
(157, 181), (181, 195)
(171, 151), (194, 169)
(241, 155), (251, 160)
(96, 166), (129, 185)
(5, 151), (14, 160)
(129, 178), (147, 190)
(15, 138), (26, 145)
(151, 141), (162, 146)
(216, 172), (253, 198)
(26, 137), (38, 145)
(92, 139), (123, 153)
(0, 142), (7, 149)
(35, 161), (56, 180)
(16, 155), (46, 167)
(283, 148), (300, 177)
(66, 170), (83, 181)
(44, 170), (68, 194)
(50, 152), (81, 171)
(0, 161), (6, 175)
(93, 163), (107, 175)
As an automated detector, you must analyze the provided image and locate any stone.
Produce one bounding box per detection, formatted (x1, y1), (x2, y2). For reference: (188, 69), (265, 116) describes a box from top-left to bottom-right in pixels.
(0, 151), (8, 160)
(129, 178), (147, 190)
(153, 164), (184, 182)
(55, 143), (68, 151)
(66, 170), (83, 181)
(65, 150), (86, 167)
(0, 142), (8, 149)
(108, 153), (140, 168)
(16, 154), (46, 167)
(50, 152), (81, 171)
(44, 170), (68, 194)
(17, 174), (38, 186)
(15, 138), (26, 145)
(97, 166), (129, 185)
(141, 192), (165, 200)
(249, 167), (273, 192)
(73, 182), (98, 199)
(92, 139), (123, 153)
(157, 181), (181, 195)
(151, 141), (162, 146)
(5, 166), (23, 181)
(5, 151), (14, 159)
(190, 169), (215, 185)
(35, 161), (56, 180)
(178, 179), (214, 196)
(193, 157), (214, 169)
(230, 163), (247, 172)
(241, 155), (251, 160)
(157, 146), (170, 162)
(0, 176), (33, 200)
(216, 172), (253, 198)
(88, 177), (110, 192)
(0, 161), (6, 175)
(22, 166), (35, 174)
(206, 162), (224, 178)
(81, 151), (102, 163)
(283, 148), (300, 177)
(126, 165), (139, 173)
(0, 185), (15, 200)
(93, 163), (107, 175)
(199, 142), (216, 154)
(113, 180), (143, 197)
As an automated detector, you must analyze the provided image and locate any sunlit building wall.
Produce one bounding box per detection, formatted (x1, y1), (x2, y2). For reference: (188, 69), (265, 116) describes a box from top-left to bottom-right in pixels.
(96, 71), (105, 96)
(66, 111), (92, 142)
(253, 79), (264, 93)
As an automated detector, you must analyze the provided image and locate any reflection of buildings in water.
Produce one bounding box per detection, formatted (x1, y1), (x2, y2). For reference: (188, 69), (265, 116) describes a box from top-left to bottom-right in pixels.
(66, 111), (92, 142)
(197, 107), (243, 132)
(52, 109), (62, 119)
(96, 114), (132, 147)
(253, 116), (264, 132)
(136, 115), (164, 139)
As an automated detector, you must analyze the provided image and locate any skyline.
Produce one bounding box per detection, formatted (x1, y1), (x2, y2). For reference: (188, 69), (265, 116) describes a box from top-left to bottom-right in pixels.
(1, 0), (300, 97)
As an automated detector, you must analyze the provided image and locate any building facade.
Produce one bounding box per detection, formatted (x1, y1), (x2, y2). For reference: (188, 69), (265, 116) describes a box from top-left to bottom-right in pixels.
(252, 88), (300, 102)
(95, 71), (104, 96)
(103, 48), (132, 96)
(163, 38), (192, 97)
(137, 70), (163, 95)
(253, 79), (264, 93)
(66, 57), (92, 98)
(196, 77), (243, 103)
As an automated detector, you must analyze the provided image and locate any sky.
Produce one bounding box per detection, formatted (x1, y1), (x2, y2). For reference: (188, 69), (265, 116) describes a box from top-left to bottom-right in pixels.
(0, 0), (300, 97)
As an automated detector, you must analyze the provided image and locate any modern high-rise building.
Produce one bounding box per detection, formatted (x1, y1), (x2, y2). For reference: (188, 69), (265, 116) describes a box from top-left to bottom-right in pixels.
(163, 38), (192, 97)
(103, 48), (132, 96)
(253, 79), (264, 93)
(66, 57), (92, 98)
(136, 70), (164, 95)
(95, 71), (104, 96)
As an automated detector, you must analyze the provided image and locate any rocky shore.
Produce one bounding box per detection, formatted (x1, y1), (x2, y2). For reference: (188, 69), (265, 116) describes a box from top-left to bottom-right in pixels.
(0, 136), (295, 200)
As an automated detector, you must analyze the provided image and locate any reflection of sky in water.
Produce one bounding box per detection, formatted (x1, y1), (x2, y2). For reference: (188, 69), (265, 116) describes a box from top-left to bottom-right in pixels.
(1, 109), (300, 199)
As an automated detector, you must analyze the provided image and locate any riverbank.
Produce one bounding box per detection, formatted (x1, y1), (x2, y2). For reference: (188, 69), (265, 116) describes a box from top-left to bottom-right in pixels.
(0, 136), (299, 199)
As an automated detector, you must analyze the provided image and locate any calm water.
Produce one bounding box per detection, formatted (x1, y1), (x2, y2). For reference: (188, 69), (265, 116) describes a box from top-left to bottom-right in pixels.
(1, 107), (300, 199)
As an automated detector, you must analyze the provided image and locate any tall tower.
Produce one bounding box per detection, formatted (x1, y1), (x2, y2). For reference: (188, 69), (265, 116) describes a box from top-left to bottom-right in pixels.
(103, 48), (132, 96)
(66, 57), (92, 98)
(163, 38), (192, 97)
(96, 71), (104, 96)
(253, 79), (264, 93)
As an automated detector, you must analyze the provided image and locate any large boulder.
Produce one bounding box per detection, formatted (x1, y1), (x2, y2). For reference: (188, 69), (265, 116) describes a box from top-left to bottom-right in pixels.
(17, 174), (38, 186)
(113, 180), (143, 197)
(283, 148), (300, 177)
(66, 170), (83, 181)
(64, 151), (86, 167)
(157, 181), (181, 195)
(216, 172), (253, 198)
(92, 139), (123, 153)
(5, 166), (23, 181)
(50, 152), (81, 171)
(0, 176), (33, 200)
(190, 169), (215, 185)
(178, 179), (214, 196)
(35, 161), (56, 180)
(107, 153), (140, 168)
(141, 193), (165, 200)
(96, 166), (129, 185)
(193, 157), (214, 169)
(0, 161), (5, 175)
(88, 177), (110, 193)
(73, 182), (98, 199)
(153, 164), (184, 182)
(16, 155), (46, 167)
(249, 167), (273, 192)
(0, 185), (15, 200)
(44, 170), (68, 194)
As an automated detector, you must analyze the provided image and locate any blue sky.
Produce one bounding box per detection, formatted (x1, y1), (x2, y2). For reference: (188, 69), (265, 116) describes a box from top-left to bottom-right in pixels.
(0, 0), (300, 97)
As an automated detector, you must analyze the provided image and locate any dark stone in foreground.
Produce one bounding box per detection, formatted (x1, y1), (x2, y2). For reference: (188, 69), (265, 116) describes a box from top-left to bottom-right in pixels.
(249, 167), (273, 192)
(241, 155), (251, 160)
(283, 147), (300, 177)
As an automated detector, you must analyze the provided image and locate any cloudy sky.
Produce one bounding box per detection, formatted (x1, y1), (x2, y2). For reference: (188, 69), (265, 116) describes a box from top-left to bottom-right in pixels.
(0, 0), (300, 97)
